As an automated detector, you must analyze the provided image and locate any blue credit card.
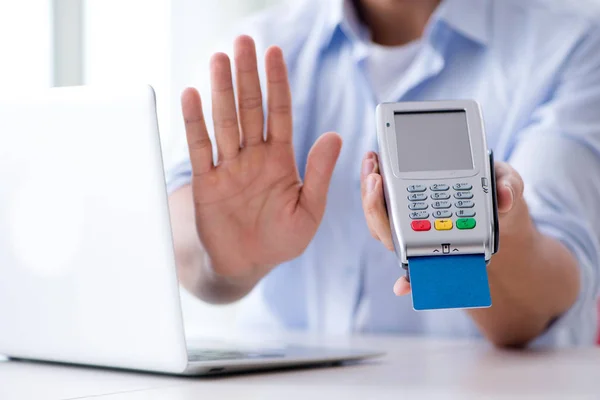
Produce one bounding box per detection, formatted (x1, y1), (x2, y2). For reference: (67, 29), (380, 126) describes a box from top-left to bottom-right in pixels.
(408, 254), (491, 310)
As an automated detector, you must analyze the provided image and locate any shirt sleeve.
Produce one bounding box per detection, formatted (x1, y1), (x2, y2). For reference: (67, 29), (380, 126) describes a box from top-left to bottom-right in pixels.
(507, 25), (600, 347)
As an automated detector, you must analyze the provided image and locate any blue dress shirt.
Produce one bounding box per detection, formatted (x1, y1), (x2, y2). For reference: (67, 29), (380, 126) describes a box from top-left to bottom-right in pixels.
(167, 0), (600, 346)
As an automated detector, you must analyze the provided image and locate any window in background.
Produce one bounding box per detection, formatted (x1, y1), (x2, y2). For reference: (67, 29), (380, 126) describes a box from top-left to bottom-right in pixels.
(84, 0), (279, 159)
(53, 0), (84, 87)
(0, 1), (53, 92)
(83, 0), (170, 142)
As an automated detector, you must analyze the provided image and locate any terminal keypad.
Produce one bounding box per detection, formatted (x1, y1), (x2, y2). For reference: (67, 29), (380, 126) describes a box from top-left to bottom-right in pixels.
(407, 183), (477, 231)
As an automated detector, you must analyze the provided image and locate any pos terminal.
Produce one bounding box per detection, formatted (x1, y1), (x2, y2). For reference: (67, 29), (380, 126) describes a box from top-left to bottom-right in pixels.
(375, 101), (499, 310)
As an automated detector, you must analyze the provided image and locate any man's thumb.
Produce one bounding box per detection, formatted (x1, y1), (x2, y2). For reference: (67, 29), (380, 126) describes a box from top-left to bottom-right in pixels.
(299, 132), (343, 221)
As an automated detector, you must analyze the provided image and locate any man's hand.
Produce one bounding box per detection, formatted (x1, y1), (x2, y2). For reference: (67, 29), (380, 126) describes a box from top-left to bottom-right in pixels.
(360, 151), (526, 295)
(359, 151), (580, 347)
(181, 36), (342, 291)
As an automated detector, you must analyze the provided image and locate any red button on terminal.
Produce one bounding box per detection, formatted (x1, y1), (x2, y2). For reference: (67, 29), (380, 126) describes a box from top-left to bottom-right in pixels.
(411, 220), (431, 232)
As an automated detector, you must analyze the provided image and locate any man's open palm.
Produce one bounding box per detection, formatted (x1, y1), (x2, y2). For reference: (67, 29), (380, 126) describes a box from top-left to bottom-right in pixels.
(181, 36), (342, 282)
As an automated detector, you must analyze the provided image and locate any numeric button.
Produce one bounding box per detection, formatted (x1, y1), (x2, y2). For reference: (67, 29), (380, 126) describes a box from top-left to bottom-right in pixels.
(431, 192), (450, 200)
(432, 200), (451, 209)
(432, 210), (452, 219)
(430, 184), (449, 191)
(455, 200), (475, 208)
(408, 193), (427, 202)
(407, 185), (427, 193)
(454, 191), (473, 199)
(408, 202), (428, 210)
(453, 183), (472, 191)
(410, 211), (429, 220)
(456, 209), (476, 218)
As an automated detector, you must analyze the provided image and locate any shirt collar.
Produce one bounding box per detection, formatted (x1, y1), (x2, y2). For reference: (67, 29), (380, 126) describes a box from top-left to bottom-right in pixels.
(322, 0), (491, 48)
(323, 0), (367, 44)
(436, 0), (491, 45)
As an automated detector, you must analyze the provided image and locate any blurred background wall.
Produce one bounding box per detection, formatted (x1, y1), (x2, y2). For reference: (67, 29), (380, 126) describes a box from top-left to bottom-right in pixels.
(0, 0), (281, 337)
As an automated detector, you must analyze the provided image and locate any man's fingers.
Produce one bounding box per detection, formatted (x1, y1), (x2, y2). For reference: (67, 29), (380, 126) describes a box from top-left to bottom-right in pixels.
(360, 152), (381, 240)
(265, 46), (293, 144)
(363, 173), (395, 251)
(181, 88), (213, 175)
(210, 52), (241, 162)
(234, 35), (264, 147)
(360, 152), (379, 199)
(495, 162), (525, 214)
(299, 132), (343, 222)
(393, 276), (411, 296)
(360, 151), (378, 182)
(361, 158), (376, 197)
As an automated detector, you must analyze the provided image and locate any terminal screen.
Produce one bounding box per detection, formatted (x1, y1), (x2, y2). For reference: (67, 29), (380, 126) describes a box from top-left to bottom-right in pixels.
(394, 110), (473, 172)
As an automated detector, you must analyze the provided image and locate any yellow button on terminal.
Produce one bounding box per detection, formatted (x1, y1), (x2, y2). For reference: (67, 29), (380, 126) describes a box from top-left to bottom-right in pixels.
(434, 219), (453, 231)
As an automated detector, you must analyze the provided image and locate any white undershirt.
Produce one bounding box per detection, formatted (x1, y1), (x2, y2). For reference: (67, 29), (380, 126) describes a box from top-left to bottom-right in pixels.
(366, 39), (422, 103)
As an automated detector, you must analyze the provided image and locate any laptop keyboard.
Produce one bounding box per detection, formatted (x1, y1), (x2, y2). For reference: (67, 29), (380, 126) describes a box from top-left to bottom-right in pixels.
(187, 349), (285, 362)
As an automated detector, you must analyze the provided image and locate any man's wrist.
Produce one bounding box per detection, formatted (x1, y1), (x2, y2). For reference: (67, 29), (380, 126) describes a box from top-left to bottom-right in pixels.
(197, 253), (271, 303)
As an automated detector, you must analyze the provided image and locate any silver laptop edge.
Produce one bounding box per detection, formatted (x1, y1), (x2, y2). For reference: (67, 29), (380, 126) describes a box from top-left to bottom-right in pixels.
(0, 85), (380, 375)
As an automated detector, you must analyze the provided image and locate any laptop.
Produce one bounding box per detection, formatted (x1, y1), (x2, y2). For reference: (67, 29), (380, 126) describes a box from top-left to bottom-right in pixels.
(0, 85), (380, 375)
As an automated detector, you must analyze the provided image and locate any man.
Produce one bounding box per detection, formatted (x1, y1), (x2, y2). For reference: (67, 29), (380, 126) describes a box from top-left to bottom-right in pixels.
(167, 0), (600, 347)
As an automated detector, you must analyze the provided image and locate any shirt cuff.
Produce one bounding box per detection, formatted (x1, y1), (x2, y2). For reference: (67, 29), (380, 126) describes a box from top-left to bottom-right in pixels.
(165, 160), (192, 195)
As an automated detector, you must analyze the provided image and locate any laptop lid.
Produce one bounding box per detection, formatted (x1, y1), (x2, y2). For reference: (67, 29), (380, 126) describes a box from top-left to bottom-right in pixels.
(0, 85), (188, 373)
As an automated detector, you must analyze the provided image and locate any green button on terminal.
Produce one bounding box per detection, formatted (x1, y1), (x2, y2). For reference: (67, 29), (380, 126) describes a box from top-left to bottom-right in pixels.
(456, 218), (476, 230)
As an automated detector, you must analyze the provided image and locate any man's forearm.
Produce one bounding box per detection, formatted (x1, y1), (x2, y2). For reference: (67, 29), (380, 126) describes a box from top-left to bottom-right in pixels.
(468, 201), (581, 347)
(168, 185), (259, 304)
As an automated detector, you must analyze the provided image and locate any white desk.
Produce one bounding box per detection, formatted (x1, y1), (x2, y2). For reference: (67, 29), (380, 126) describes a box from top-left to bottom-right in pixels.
(2, 335), (599, 400)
